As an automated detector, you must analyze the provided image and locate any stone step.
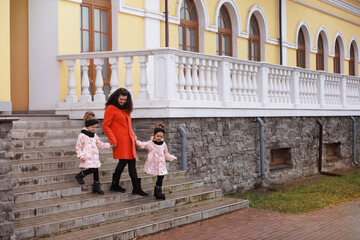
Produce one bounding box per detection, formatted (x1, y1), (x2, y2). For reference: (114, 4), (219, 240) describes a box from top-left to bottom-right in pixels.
(8, 146), (113, 161)
(11, 127), (105, 139)
(12, 119), (84, 129)
(15, 197), (248, 240)
(11, 135), (109, 150)
(13, 176), (203, 204)
(14, 186), (229, 239)
(11, 154), (116, 173)
(14, 179), (207, 220)
(12, 163), (184, 189)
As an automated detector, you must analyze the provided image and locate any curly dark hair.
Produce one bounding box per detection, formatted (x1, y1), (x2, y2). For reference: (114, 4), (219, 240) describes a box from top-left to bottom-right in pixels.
(105, 88), (133, 113)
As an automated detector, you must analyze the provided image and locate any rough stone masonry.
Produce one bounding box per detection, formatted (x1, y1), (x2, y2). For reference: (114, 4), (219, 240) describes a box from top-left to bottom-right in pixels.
(0, 119), (15, 240)
(133, 116), (358, 194)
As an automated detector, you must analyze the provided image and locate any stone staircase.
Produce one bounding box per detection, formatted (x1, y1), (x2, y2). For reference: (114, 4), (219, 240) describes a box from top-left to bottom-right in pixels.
(9, 115), (248, 240)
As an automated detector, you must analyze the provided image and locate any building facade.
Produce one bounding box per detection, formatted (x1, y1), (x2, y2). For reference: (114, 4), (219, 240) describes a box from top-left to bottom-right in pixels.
(1, 0), (360, 190)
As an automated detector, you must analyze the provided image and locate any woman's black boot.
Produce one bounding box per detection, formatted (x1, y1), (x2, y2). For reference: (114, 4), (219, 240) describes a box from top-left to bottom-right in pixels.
(110, 173), (126, 192)
(75, 171), (85, 185)
(93, 181), (104, 194)
(131, 178), (149, 196)
(154, 186), (166, 200)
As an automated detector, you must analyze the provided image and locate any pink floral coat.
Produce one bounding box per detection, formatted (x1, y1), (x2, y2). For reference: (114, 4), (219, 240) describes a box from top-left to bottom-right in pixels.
(75, 128), (111, 169)
(136, 137), (177, 176)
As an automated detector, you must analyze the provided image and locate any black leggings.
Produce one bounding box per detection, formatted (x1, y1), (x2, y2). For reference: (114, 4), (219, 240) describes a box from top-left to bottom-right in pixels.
(83, 168), (99, 182)
(114, 159), (138, 180)
(156, 175), (164, 187)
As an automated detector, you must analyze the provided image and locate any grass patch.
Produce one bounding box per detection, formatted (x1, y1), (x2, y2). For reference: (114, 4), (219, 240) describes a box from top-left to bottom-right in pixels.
(229, 170), (360, 214)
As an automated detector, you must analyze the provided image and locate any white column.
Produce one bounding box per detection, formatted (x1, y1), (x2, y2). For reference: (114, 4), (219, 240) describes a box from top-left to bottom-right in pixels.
(138, 56), (150, 100)
(153, 53), (178, 101)
(198, 59), (206, 100)
(290, 70), (300, 107)
(65, 60), (77, 103)
(80, 59), (91, 102)
(257, 64), (269, 107)
(177, 56), (186, 100)
(192, 58), (200, 100)
(340, 76), (347, 108)
(318, 72), (326, 108)
(218, 59), (231, 104)
(109, 57), (119, 95)
(93, 58), (105, 102)
(123, 57), (134, 95)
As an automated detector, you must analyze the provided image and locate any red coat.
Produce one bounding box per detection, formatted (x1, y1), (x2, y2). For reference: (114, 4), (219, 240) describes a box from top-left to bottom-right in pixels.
(102, 105), (137, 160)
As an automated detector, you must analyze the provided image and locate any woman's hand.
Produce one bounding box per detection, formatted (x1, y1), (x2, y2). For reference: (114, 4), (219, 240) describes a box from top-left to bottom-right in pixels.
(80, 157), (86, 162)
(111, 144), (117, 148)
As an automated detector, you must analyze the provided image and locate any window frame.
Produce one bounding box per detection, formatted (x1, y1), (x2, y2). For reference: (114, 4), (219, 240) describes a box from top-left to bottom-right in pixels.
(334, 40), (340, 74)
(216, 5), (232, 56)
(297, 28), (306, 68)
(350, 44), (355, 76)
(179, 0), (199, 52)
(316, 35), (324, 71)
(248, 15), (260, 61)
(270, 149), (285, 166)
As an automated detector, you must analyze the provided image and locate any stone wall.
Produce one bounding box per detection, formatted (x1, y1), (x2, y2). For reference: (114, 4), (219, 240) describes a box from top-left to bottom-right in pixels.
(0, 119), (16, 240)
(132, 116), (359, 193)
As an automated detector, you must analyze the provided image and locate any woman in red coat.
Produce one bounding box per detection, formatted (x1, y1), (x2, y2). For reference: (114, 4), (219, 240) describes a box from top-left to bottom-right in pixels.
(103, 88), (148, 196)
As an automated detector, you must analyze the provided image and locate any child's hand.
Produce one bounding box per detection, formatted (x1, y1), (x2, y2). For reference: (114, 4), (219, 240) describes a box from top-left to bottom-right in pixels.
(174, 157), (178, 161)
(110, 144), (117, 148)
(135, 136), (137, 142)
(80, 157), (86, 162)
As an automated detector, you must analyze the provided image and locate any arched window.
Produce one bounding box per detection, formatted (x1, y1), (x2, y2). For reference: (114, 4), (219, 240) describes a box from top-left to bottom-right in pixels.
(334, 40), (340, 74)
(297, 28), (305, 68)
(350, 44), (355, 76)
(248, 15), (260, 61)
(80, 0), (112, 98)
(216, 5), (232, 56)
(179, 0), (198, 52)
(316, 35), (324, 70)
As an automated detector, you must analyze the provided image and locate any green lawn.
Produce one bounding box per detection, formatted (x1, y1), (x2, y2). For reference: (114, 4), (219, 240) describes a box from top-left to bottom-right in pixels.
(229, 170), (360, 214)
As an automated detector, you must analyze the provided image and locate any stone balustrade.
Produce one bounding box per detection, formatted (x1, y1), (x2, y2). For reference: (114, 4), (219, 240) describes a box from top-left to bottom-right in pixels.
(56, 48), (360, 119)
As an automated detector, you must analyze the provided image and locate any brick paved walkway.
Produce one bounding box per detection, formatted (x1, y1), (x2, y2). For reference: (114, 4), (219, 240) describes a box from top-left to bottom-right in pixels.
(140, 198), (360, 240)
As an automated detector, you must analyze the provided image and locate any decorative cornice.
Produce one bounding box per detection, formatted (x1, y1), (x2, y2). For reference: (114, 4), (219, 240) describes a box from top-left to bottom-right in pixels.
(320, 0), (360, 17)
(291, 0), (360, 26)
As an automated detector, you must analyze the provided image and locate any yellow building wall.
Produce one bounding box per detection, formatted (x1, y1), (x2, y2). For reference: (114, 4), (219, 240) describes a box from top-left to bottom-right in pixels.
(10, 0), (29, 111)
(287, 0), (360, 72)
(124, 0), (143, 9)
(265, 43), (278, 64)
(0, 0), (11, 103)
(58, 0), (81, 102)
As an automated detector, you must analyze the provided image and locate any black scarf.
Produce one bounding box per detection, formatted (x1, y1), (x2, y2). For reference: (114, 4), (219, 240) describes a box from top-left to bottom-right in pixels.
(81, 129), (95, 138)
(114, 102), (127, 110)
(153, 140), (164, 145)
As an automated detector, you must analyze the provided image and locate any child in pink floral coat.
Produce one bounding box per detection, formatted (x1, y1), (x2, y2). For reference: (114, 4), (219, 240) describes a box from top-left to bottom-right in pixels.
(75, 111), (113, 194)
(136, 122), (177, 200)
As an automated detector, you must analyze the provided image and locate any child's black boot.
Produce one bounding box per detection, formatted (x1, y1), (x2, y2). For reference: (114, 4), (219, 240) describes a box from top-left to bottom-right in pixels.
(154, 186), (166, 200)
(93, 181), (104, 194)
(75, 171), (85, 185)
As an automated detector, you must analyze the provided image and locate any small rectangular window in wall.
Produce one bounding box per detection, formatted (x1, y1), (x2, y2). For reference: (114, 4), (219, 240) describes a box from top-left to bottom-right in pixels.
(326, 143), (340, 157)
(271, 149), (285, 166)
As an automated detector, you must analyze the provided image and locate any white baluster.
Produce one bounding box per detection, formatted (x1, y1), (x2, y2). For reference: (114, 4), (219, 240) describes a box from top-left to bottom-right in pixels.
(211, 61), (219, 101)
(192, 58), (200, 100)
(205, 60), (212, 100)
(178, 56), (186, 100)
(138, 56), (149, 100)
(243, 65), (248, 102)
(248, 65), (254, 102)
(198, 59), (206, 100)
(80, 59), (91, 102)
(237, 64), (243, 102)
(123, 57), (134, 95)
(109, 57), (119, 95)
(252, 66), (258, 102)
(231, 63), (238, 101)
(94, 58), (105, 102)
(65, 60), (78, 103)
(185, 57), (193, 100)
(268, 69), (274, 103)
